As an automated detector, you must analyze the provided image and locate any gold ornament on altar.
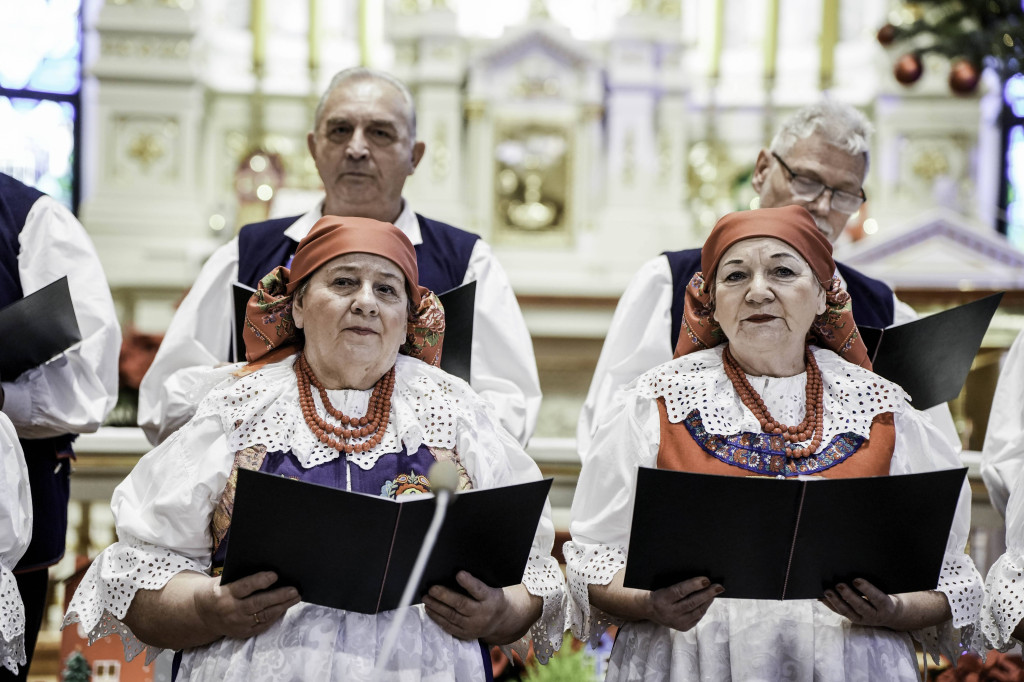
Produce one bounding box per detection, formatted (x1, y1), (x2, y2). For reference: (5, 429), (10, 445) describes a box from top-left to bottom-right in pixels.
(493, 122), (571, 245)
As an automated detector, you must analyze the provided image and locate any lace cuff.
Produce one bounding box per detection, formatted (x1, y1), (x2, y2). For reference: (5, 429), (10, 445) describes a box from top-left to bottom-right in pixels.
(0, 567), (25, 675)
(61, 538), (207, 662)
(507, 553), (566, 664)
(972, 551), (1024, 652)
(563, 541), (625, 646)
(911, 550), (985, 662)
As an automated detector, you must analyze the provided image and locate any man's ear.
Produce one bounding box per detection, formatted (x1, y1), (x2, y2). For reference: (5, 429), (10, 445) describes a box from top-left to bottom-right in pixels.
(410, 141), (426, 173)
(307, 132), (317, 159)
(751, 148), (772, 193)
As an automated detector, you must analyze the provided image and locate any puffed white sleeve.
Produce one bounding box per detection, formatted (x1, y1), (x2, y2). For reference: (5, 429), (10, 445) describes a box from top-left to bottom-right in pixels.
(0, 413), (31, 674)
(564, 386), (660, 645)
(137, 238), (240, 445)
(462, 240), (542, 447)
(576, 256), (674, 464)
(979, 330), (1024, 516)
(453, 393), (564, 664)
(889, 406), (984, 661)
(1, 196), (120, 438)
(974, 330), (1024, 652)
(62, 412), (235, 663)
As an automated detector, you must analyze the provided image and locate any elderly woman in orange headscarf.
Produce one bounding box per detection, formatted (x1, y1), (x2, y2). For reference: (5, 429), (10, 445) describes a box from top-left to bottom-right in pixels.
(63, 216), (565, 680)
(565, 206), (983, 681)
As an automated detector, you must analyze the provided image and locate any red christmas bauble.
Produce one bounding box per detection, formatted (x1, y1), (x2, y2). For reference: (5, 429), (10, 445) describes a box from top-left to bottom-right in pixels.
(877, 23), (896, 47)
(894, 53), (922, 85)
(949, 59), (980, 94)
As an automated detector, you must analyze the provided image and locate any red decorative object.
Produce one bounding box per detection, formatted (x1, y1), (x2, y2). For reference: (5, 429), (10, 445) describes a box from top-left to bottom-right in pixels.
(876, 23), (896, 47)
(948, 59), (981, 94)
(295, 352), (395, 454)
(894, 53), (923, 84)
(722, 345), (824, 458)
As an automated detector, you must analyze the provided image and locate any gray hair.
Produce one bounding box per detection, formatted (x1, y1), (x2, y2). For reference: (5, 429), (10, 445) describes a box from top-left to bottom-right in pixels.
(769, 100), (873, 173)
(312, 67), (417, 140)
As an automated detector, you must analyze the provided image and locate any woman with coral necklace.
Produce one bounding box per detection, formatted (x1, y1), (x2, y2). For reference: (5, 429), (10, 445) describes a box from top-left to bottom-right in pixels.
(64, 215), (564, 680)
(565, 206), (983, 681)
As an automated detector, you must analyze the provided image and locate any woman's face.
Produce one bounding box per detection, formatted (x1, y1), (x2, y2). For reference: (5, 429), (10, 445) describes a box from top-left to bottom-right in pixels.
(292, 252), (408, 389)
(712, 237), (826, 357)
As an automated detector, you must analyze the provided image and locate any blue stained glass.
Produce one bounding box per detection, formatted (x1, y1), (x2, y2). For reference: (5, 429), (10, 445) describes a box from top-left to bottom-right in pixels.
(0, 96), (77, 210)
(1006, 124), (1024, 250)
(0, 0), (82, 94)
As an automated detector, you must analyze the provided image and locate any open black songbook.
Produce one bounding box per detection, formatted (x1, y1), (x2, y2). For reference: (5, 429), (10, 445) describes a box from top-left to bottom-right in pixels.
(858, 292), (1003, 410)
(0, 276), (82, 380)
(231, 280), (476, 383)
(623, 467), (966, 600)
(221, 468), (551, 613)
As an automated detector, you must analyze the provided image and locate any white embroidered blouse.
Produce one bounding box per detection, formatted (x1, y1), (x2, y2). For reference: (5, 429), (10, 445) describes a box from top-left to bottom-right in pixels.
(64, 354), (565, 680)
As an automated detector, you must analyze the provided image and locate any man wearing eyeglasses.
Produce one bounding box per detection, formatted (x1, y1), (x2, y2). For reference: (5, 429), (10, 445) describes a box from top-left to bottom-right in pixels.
(578, 100), (945, 462)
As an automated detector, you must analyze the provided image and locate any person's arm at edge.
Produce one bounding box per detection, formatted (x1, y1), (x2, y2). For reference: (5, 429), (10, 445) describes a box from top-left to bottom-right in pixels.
(137, 238), (241, 445)
(462, 239), (541, 446)
(577, 255), (675, 462)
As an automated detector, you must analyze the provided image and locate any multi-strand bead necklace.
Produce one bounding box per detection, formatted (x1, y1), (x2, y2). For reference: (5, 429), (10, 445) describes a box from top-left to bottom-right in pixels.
(722, 344), (824, 458)
(295, 351), (395, 454)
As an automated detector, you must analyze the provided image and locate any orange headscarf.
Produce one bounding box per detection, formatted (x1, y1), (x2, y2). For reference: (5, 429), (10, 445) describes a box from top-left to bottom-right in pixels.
(673, 206), (870, 369)
(242, 215), (444, 368)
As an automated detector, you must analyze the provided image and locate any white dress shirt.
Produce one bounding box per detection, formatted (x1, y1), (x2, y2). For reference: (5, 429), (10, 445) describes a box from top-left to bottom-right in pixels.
(0, 412), (32, 674)
(138, 200), (541, 446)
(0, 194), (121, 438)
(577, 253), (959, 462)
(975, 328), (1024, 651)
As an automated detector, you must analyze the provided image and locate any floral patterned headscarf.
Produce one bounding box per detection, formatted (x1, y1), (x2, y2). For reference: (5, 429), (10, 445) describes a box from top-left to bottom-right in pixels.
(673, 206), (871, 369)
(241, 215), (445, 369)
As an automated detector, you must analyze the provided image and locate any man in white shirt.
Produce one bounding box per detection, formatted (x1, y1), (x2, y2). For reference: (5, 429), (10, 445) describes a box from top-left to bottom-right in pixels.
(0, 172), (121, 681)
(139, 67), (541, 447)
(578, 100), (958, 461)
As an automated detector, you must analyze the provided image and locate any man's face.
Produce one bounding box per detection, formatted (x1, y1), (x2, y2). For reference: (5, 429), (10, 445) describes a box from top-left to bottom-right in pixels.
(307, 78), (425, 221)
(752, 133), (867, 244)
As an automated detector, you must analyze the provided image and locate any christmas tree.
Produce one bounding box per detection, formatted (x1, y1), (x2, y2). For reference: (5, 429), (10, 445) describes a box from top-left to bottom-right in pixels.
(877, 0), (1024, 93)
(62, 651), (91, 682)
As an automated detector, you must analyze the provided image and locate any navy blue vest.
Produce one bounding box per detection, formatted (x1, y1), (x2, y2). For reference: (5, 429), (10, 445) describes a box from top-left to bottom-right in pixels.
(664, 247), (897, 349)
(0, 173), (74, 571)
(237, 214), (479, 295)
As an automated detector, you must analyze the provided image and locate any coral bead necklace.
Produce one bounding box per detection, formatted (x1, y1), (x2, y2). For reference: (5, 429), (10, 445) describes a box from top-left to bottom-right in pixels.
(722, 344), (824, 458)
(295, 351), (395, 454)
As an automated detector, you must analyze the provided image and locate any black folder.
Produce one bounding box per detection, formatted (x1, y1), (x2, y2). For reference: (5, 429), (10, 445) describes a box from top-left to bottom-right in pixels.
(623, 467), (966, 600)
(231, 280), (475, 383)
(0, 276), (82, 380)
(221, 468), (551, 613)
(858, 292), (1002, 410)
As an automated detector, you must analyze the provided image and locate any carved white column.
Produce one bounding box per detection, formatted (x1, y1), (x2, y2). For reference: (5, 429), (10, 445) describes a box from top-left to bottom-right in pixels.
(82, 0), (213, 303)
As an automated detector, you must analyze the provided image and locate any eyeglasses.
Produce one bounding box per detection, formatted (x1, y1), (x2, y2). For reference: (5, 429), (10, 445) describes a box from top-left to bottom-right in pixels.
(771, 152), (866, 214)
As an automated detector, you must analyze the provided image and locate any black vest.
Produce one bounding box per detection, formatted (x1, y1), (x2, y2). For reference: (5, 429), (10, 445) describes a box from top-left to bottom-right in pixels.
(0, 172), (74, 571)
(237, 213), (479, 294)
(664, 247), (897, 350)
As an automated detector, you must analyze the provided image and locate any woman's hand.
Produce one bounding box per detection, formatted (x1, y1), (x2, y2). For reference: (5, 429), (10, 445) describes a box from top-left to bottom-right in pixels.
(646, 577), (723, 632)
(124, 570), (302, 650)
(821, 579), (950, 631)
(194, 571), (303, 639)
(422, 571), (542, 645)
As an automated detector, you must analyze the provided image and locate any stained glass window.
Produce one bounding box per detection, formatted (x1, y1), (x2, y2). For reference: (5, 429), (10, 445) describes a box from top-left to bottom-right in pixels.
(0, 0), (82, 210)
(1002, 72), (1024, 249)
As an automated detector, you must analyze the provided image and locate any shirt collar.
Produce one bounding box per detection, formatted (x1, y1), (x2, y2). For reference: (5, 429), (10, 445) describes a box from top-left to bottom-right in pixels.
(283, 198), (422, 246)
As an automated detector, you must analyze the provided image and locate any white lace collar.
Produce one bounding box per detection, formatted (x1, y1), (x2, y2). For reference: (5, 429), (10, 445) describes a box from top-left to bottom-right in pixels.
(636, 346), (910, 443)
(192, 354), (474, 470)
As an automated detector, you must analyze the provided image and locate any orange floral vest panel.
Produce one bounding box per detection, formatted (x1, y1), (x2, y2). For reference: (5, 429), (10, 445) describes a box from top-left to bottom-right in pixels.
(656, 398), (895, 479)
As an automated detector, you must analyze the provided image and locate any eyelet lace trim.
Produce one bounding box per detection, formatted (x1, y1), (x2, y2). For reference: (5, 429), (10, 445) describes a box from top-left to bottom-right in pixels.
(193, 355), (478, 471)
(638, 346), (908, 444)
(517, 552), (568, 664)
(562, 541), (626, 646)
(973, 550), (1024, 652)
(61, 536), (206, 663)
(0, 568), (25, 674)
